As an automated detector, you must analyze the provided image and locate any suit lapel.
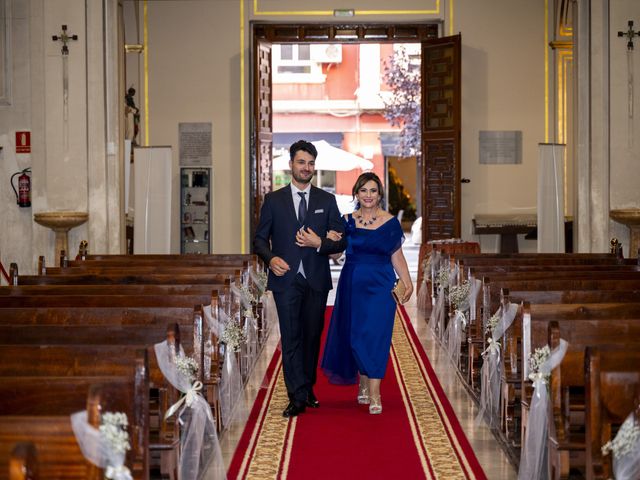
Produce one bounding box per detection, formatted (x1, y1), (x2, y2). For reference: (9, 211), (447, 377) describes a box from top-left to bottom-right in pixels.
(307, 185), (321, 215)
(281, 184), (298, 223)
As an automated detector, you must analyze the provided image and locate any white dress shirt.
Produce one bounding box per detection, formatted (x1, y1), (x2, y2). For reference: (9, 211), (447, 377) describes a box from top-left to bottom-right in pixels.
(291, 183), (311, 276)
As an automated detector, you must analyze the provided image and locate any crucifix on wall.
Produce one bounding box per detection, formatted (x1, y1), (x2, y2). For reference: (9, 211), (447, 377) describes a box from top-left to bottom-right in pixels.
(618, 20), (638, 146)
(51, 25), (79, 153)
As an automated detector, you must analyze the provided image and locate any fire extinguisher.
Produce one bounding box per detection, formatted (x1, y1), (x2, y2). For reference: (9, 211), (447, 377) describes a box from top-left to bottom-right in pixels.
(10, 168), (31, 208)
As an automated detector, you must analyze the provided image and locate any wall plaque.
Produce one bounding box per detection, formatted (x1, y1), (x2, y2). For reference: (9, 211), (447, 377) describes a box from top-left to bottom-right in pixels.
(479, 130), (522, 164)
(179, 122), (212, 166)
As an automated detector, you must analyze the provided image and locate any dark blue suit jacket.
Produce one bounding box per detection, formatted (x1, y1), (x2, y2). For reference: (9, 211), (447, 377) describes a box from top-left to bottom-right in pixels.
(253, 184), (347, 292)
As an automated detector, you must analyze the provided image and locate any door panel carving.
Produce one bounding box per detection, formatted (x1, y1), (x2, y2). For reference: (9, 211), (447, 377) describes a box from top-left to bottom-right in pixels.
(421, 35), (461, 241)
(252, 40), (273, 238)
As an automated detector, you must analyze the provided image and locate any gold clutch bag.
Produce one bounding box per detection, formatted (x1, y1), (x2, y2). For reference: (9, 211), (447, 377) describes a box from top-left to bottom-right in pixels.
(391, 279), (406, 304)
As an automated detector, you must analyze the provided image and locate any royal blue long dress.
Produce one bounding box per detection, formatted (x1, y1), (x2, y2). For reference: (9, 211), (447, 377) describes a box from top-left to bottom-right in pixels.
(321, 214), (404, 384)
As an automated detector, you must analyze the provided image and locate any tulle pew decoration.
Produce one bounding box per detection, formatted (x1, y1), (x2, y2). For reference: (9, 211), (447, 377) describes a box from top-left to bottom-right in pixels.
(71, 410), (133, 480)
(154, 340), (226, 480)
(475, 302), (518, 429)
(444, 278), (481, 369)
(204, 304), (245, 430)
(517, 339), (569, 480)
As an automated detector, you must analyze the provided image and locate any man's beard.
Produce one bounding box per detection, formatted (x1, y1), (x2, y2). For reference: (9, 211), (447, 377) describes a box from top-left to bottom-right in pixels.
(292, 170), (313, 185)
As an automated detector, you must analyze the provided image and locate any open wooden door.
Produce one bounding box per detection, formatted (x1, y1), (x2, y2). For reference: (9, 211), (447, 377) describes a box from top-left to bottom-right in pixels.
(251, 38), (273, 242)
(421, 34), (461, 242)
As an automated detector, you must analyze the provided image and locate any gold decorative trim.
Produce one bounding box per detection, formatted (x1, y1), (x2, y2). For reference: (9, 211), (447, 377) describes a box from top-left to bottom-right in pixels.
(237, 356), (295, 479)
(390, 341), (432, 477)
(124, 44), (144, 53)
(392, 313), (472, 478)
(557, 50), (572, 216)
(449, 0), (454, 36)
(253, 0), (441, 16)
(549, 40), (572, 49)
(240, 0), (246, 252)
(143, 0), (149, 146)
(557, 0), (573, 37)
(544, 0), (549, 143)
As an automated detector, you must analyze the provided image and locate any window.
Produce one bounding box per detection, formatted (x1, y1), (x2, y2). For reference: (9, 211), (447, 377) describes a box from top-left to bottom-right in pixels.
(273, 44), (325, 83)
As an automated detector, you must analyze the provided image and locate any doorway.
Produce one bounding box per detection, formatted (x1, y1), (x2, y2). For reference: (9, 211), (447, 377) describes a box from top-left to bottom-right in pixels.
(251, 23), (461, 244)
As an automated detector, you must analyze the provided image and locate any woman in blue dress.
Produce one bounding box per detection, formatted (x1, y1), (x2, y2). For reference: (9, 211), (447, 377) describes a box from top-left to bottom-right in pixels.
(321, 172), (413, 414)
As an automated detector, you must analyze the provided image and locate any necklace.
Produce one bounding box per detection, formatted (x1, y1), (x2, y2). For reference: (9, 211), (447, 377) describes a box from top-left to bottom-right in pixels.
(355, 211), (378, 226)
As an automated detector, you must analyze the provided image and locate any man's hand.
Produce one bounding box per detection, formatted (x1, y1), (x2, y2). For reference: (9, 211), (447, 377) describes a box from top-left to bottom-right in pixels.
(269, 256), (290, 276)
(295, 227), (322, 249)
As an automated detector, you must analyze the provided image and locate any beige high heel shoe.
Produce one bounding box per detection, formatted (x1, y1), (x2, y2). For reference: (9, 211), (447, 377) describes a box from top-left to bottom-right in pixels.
(357, 377), (370, 405)
(369, 395), (382, 414)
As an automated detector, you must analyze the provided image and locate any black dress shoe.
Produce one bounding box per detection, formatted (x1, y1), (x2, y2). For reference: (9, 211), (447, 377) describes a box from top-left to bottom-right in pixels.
(282, 402), (306, 418)
(306, 391), (320, 408)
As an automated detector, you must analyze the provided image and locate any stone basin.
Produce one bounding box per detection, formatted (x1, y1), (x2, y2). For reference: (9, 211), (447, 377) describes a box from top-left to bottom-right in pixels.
(610, 208), (640, 226)
(34, 211), (88, 263)
(610, 208), (640, 257)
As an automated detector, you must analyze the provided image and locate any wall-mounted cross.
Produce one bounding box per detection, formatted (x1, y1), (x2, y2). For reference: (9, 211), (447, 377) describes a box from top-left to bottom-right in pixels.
(52, 25), (78, 55)
(618, 20), (638, 51)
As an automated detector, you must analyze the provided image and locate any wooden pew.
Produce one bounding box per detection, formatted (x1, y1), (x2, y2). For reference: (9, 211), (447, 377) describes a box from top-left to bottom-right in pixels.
(546, 324), (640, 480)
(0, 375), (149, 480)
(584, 347), (640, 480)
(468, 277), (640, 395)
(512, 303), (640, 447)
(8, 442), (37, 480)
(15, 273), (233, 286)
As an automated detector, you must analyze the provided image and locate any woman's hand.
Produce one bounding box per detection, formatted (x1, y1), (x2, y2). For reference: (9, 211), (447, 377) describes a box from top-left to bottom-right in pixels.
(295, 227), (322, 249)
(326, 230), (343, 242)
(400, 279), (413, 303)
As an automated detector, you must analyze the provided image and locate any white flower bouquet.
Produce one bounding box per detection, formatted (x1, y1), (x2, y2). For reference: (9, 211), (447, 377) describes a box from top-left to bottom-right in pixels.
(99, 412), (131, 455)
(175, 355), (199, 384)
(485, 311), (500, 335)
(528, 345), (551, 382)
(240, 284), (257, 305)
(221, 317), (247, 353)
(602, 414), (640, 458)
(449, 281), (471, 311)
(436, 266), (449, 289)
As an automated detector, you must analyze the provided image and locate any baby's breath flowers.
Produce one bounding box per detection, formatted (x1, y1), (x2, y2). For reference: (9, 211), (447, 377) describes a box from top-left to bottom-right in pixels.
(221, 318), (247, 353)
(486, 311), (500, 335)
(240, 284), (257, 305)
(99, 412), (131, 455)
(175, 355), (199, 384)
(436, 266), (449, 289)
(602, 414), (640, 458)
(528, 345), (551, 382)
(449, 281), (471, 311)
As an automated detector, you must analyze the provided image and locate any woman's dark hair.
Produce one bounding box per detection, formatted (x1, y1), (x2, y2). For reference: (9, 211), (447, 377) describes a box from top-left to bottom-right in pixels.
(289, 140), (318, 160)
(352, 172), (385, 208)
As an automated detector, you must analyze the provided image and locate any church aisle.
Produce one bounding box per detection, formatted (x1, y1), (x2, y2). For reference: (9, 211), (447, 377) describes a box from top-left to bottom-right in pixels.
(220, 302), (514, 479)
(218, 242), (516, 479)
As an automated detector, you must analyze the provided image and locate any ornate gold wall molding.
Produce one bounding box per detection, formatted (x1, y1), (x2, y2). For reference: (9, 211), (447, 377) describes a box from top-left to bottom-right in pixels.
(253, 0), (441, 16)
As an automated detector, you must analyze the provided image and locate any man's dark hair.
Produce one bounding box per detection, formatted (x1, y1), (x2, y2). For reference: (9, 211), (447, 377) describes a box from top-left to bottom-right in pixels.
(289, 140), (318, 161)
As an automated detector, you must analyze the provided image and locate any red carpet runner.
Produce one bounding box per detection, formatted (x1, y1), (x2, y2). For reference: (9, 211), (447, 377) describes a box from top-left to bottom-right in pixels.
(228, 306), (487, 479)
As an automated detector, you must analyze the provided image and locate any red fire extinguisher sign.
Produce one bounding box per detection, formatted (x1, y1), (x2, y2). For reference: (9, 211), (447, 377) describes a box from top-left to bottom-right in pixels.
(16, 131), (31, 153)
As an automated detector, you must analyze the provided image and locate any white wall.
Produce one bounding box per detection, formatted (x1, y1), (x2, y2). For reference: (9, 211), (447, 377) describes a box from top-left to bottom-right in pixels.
(609, 0), (640, 256)
(458, 0), (545, 252)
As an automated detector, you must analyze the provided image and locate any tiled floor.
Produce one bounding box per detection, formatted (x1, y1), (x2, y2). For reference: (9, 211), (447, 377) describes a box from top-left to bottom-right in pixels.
(219, 238), (517, 479)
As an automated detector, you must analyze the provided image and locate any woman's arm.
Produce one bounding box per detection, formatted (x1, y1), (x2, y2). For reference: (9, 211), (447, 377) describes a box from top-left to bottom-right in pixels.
(391, 248), (413, 303)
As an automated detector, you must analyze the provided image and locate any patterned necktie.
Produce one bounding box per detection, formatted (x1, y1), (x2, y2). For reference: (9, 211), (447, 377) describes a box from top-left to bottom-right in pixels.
(297, 191), (307, 224)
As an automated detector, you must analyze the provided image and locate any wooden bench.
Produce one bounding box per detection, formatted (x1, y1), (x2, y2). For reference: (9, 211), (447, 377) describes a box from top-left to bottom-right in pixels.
(0, 374), (148, 480)
(584, 346), (640, 480)
(545, 323), (640, 480)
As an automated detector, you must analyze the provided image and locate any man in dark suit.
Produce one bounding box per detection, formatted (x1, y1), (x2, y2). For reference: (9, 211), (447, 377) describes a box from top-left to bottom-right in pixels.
(254, 140), (346, 417)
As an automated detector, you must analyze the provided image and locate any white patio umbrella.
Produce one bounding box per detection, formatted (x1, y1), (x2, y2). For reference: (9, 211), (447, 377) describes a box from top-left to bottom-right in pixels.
(273, 140), (374, 171)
